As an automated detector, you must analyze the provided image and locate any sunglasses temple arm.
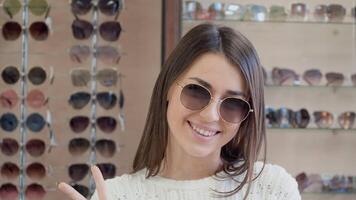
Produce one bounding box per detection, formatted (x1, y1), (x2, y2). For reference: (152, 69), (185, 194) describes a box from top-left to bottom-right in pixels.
(118, 112), (125, 132)
(49, 66), (55, 85)
(3, 6), (13, 19)
(46, 110), (57, 153)
(45, 5), (51, 20)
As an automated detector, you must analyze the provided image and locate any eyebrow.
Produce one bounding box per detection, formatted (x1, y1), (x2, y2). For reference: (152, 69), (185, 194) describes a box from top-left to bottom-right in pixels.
(188, 77), (247, 98)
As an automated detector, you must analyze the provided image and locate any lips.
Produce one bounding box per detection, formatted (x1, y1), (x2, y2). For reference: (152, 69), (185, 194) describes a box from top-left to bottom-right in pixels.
(188, 121), (221, 137)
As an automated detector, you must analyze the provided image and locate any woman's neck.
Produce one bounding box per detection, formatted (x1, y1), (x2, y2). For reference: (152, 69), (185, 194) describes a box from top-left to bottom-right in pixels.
(158, 142), (223, 180)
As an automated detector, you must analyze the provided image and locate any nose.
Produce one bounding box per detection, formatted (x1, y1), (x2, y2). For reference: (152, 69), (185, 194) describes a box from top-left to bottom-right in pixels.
(198, 98), (220, 122)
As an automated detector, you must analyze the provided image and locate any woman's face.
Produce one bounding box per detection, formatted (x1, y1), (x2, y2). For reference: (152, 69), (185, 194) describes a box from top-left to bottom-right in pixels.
(166, 52), (248, 160)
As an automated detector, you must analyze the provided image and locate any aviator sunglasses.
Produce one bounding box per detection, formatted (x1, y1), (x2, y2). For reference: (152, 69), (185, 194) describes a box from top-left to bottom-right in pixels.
(176, 82), (253, 124)
(71, 0), (123, 16)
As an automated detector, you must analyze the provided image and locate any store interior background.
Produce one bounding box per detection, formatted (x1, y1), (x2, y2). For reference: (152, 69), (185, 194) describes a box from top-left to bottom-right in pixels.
(0, 0), (355, 199)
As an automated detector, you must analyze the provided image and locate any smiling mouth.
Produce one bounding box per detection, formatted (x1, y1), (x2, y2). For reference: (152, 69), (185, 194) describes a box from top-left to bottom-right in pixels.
(188, 121), (221, 138)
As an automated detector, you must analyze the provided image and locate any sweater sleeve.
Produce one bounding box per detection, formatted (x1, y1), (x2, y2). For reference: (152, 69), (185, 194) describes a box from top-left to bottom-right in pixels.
(259, 164), (301, 200)
(90, 174), (131, 200)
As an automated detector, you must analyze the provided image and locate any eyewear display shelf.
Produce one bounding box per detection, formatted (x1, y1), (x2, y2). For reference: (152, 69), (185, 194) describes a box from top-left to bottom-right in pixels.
(163, 0), (356, 200)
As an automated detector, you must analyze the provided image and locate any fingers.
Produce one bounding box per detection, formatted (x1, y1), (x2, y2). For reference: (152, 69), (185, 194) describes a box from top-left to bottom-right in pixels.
(58, 182), (87, 200)
(91, 165), (107, 200)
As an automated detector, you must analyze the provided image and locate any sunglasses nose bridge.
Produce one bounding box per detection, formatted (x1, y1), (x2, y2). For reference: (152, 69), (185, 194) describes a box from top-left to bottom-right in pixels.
(198, 96), (221, 122)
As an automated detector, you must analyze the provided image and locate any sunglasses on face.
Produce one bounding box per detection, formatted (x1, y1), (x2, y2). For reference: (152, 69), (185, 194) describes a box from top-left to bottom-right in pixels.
(68, 137), (117, 157)
(2, 21), (50, 41)
(1, 66), (49, 85)
(71, 19), (121, 41)
(1, 138), (46, 157)
(69, 45), (122, 65)
(68, 91), (117, 110)
(68, 163), (116, 181)
(177, 83), (253, 124)
(338, 111), (355, 130)
(70, 68), (121, 87)
(69, 115), (117, 133)
(71, 0), (123, 16)
(0, 89), (48, 109)
(3, 0), (49, 17)
(1, 162), (46, 180)
(0, 183), (46, 200)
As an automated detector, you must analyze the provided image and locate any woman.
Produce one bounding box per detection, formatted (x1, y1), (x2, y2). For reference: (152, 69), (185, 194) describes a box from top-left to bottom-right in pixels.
(58, 23), (300, 200)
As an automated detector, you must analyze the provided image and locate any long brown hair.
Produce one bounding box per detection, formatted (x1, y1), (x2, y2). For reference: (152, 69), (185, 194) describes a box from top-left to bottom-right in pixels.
(132, 23), (266, 198)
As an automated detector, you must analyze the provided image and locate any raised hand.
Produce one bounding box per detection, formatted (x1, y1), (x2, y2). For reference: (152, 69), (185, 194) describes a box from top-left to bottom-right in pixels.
(58, 165), (107, 200)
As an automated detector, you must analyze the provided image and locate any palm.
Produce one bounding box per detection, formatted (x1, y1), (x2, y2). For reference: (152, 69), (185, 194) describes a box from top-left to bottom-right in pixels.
(58, 165), (107, 200)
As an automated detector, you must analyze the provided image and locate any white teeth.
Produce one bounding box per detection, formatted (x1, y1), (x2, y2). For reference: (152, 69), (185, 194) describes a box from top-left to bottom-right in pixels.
(190, 123), (216, 137)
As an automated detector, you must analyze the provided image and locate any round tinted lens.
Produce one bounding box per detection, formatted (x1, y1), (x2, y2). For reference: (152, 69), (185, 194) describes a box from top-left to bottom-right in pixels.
(96, 116), (116, 133)
(68, 138), (90, 156)
(1, 66), (20, 84)
(28, 0), (49, 16)
(0, 89), (18, 109)
(0, 113), (18, 132)
(95, 139), (116, 157)
(69, 45), (91, 63)
(71, 0), (92, 15)
(96, 45), (121, 65)
(25, 183), (46, 200)
(72, 184), (89, 198)
(72, 19), (94, 40)
(29, 21), (49, 41)
(25, 139), (45, 157)
(27, 89), (46, 108)
(26, 162), (46, 180)
(26, 113), (45, 132)
(0, 183), (18, 200)
(181, 84), (210, 110)
(96, 68), (118, 87)
(3, 0), (22, 17)
(69, 92), (91, 109)
(96, 163), (116, 179)
(68, 164), (89, 181)
(97, 92), (117, 109)
(69, 116), (90, 133)
(98, 0), (121, 16)
(1, 162), (20, 179)
(99, 21), (121, 41)
(28, 66), (46, 85)
(220, 98), (250, 123)
(2, 21), (22, 41)
(1, 138), (19, 156)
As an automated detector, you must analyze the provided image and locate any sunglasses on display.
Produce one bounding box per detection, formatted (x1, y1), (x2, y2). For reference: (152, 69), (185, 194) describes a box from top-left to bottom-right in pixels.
(275, 107), (294, 128)
(183, 1), (204, 20)
(0, 112), (18, 132)
(2, 0), (49, 17)
(223, 4), (246, 20)
(68, 162), (116, 181)
(326, 4), (346, 22)
(338, 111), (355, 130)
(302, 69), (322, 86)
(70, 67), (122, 87)
(0, 89), (48, 109)
(243, 4), (267, 22)
(68, 91), (118, 110)
(71, 16), (121, 41)
(271, 67), (299, 86)
(351, 74), (356, 86)
(207, 2), (224, 20)
(1, 65), (52, 85)
(325, 72), (344, 86)
(69, 115), (117, 133)
(68, 137), (117, 157)
(71, 0), (123, 16)
(0, 138), (46, 157)
(313, 111), (334, 129)
(290, 3), (307, 18)
(71, 184), (90, 198)
(294, 108), (310, 128)
(269, 5), (287, 21)
(0, 112), (51, 133)
(1, 162), (46, 180)
(0, 183), (46, 200)
(176, 82), (253, 124)
(69, 45), (122, 65)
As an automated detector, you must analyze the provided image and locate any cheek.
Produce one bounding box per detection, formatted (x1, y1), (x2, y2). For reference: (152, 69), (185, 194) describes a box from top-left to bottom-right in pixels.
(223, 124), (241, 143)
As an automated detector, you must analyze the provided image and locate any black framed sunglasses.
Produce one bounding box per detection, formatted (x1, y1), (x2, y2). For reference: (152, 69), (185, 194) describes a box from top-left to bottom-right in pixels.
(1, 65), (50, 85)
(71, 18), (121, 41)
(176, 83), (253, 124)
(71, 0), (123, 16)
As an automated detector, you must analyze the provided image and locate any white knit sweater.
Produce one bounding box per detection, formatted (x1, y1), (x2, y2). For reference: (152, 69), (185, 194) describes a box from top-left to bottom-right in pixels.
(90, 162), (301, 200)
